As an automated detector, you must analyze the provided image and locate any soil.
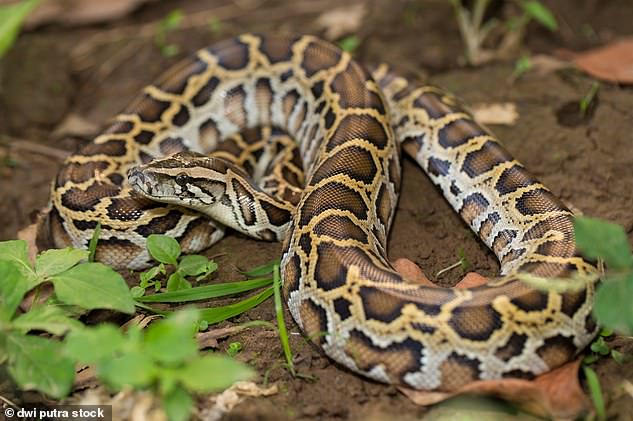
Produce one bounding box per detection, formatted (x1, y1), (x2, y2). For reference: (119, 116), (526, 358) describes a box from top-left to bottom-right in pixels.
(1, 0), (632, 420)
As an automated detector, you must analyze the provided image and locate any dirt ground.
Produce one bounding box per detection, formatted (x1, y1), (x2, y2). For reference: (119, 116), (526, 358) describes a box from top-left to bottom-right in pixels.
(1, 0), (632, 419)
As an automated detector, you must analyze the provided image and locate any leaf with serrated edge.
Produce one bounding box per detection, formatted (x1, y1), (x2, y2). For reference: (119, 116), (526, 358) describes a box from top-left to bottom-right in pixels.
(574, 217), (633, 270)
(594, 275), (633, 335)
(98, 351), (156, 390)
(36, 248), (87, 278)
(0, 261), (30, 321)
(179, 355), (254, 392)
(64, 324), (125, 363)
(162, 384), (193, 421)
(51, 263), (135, 314)
(12, 305), (82, 335)
(6, 333), (74, 399)
(144, 309), (198, 364)
(0, 240), (37, 286)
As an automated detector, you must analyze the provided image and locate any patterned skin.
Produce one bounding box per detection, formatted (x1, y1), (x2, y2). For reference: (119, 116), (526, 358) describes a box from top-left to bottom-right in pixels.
(50, 34), (598, 391)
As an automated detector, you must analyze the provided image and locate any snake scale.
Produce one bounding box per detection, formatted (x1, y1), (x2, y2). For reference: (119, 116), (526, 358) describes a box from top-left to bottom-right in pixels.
(49, 34), (598, 391)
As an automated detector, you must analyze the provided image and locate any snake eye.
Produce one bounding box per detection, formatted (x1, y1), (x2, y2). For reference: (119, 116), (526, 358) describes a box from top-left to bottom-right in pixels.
(175, 173), (188, 186)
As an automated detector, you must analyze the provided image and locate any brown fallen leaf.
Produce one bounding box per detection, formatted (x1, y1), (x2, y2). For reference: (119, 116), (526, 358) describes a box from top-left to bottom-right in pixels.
(557, 37), (633, 84)
(315, 4), (366, 40)
(400, 354), (589, 419)
(392, 257), (435, 286)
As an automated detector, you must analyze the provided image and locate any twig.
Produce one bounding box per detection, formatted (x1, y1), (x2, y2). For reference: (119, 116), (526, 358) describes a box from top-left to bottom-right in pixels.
(4, 136), (71, 160)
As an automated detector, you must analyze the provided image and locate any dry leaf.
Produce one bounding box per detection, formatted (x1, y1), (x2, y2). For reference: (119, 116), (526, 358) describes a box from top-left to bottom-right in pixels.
(52, 113), (100, 140)
(201, 382), (279, 421)
(392, 257), (435, 286)
(400, 358), (589, 419)
(315, 4), (365, 40)
(472, 102), (518, 126)
(197, 325), (246, 349)
(558, 37), (633, 84)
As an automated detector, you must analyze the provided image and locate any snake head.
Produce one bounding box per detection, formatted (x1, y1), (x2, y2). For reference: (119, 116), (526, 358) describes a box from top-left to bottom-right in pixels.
(128, 151), (228, 210)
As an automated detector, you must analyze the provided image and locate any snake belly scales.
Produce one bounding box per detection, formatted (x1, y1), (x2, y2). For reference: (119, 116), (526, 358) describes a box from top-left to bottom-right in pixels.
(48, 34), (598, 391)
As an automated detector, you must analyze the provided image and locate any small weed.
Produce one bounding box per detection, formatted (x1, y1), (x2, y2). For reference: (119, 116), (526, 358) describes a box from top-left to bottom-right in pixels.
(579, 81), (600, 117)
(337, 35), (361, 53)
(155, 9), (184, 57)
(227, 341), (243, 357)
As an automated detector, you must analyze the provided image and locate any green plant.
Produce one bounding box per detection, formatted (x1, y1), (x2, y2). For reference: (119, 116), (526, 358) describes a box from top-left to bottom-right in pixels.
(337, 35), (361, 53)
(155, 9), (184, 57)
(0, 240), (135, 397)
(450, 0), (557, 66)
(574, 217), (633, 335)
(579, 81), (600, 117)
(65, 309), (254, 421)
(0, 0), (40, 59)
(131, 234), (219, 297)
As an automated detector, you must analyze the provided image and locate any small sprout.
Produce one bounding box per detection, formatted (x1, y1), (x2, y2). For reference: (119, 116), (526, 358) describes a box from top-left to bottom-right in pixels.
(513, 55), (532, 78)
(590, 337), (610, 356)
(579, 81), (600, 117)
(155, 9), (184, 58)
(583, 365), (606, 420)
(227, 341), (243, 357)
(337, 35), (361, 53)
(208, 18), (222, 34)
(518, 0), (558, 31)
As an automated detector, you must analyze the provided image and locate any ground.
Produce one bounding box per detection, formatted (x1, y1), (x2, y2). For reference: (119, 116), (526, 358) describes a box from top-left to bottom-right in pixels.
(1, 0), (632, 419)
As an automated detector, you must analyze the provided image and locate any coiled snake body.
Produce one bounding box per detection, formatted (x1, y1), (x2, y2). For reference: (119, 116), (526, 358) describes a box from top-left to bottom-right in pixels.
(50, 34), (598, 391)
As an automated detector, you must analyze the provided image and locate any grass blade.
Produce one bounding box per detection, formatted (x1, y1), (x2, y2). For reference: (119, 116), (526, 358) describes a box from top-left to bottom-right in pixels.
(273, 263), (295, 375)
(583, 365), (606, 420)
(136, 278), (272, 303)
(241, 260), (279, 277)
(87, 223), (101, 263)
(199, 287), (273, 324)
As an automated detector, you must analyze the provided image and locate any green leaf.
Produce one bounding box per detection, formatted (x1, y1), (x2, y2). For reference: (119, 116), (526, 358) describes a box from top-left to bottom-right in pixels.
(574, 217), (633, 270)
(337, 35), (361, 53)
(64, 324), (125, 364)
(6, 333), (74, 398)
(166, 272), (191, 292)
(147, 235), (181, 265)
(51, 262), (135, 314)
(137, 278), (272, 303)
(144, 309), (199, 364)
(12, 305), (82, 335)
(227, 341), (242, 357)
(240, 260), (278, 277)
(87, 222), (101, 262)
(0, 0), (41, 59)
(179, 355), (254, 392)
(162, 385), (192, 421)
(199, 287), (273, 325)
(160, 9), (183, 31)
(583, 365), (605, 420)
(140, 265), (162, 286)
(590, 337), (609, 356)
(98, 351), (156, 390)
(35, 248), (87, 278)
(0, 261), (30, 321)
(273, 263), (294, 375)
(0, 239), (37, 286)
(593, 274), (633, 335)
(611, 349), (626, 365)
(520, 0), (558, 31)
(178, 255), (208, 277)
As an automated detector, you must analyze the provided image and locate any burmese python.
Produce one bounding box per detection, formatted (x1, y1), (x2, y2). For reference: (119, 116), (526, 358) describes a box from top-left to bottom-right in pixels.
(49, 34), (598, 391)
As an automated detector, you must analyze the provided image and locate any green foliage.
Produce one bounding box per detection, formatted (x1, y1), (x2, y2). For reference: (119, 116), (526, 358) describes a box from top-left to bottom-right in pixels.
(132, 234), (219, 297)
(65, 309), (254, 421)
(273, 263), (294, 375)
(226, 341), (243, 357)
(155, 9), (184, 57)
(579, 81), (600, 117)
(337, 35), (360, 53)
(0, 240), (135, 398)
(513, 55), (532, 77)
(518, 0), (557, 31)
(583, 365), (606, 420)
(0, 0), (40, 59)
(574, 217), (633, 335)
